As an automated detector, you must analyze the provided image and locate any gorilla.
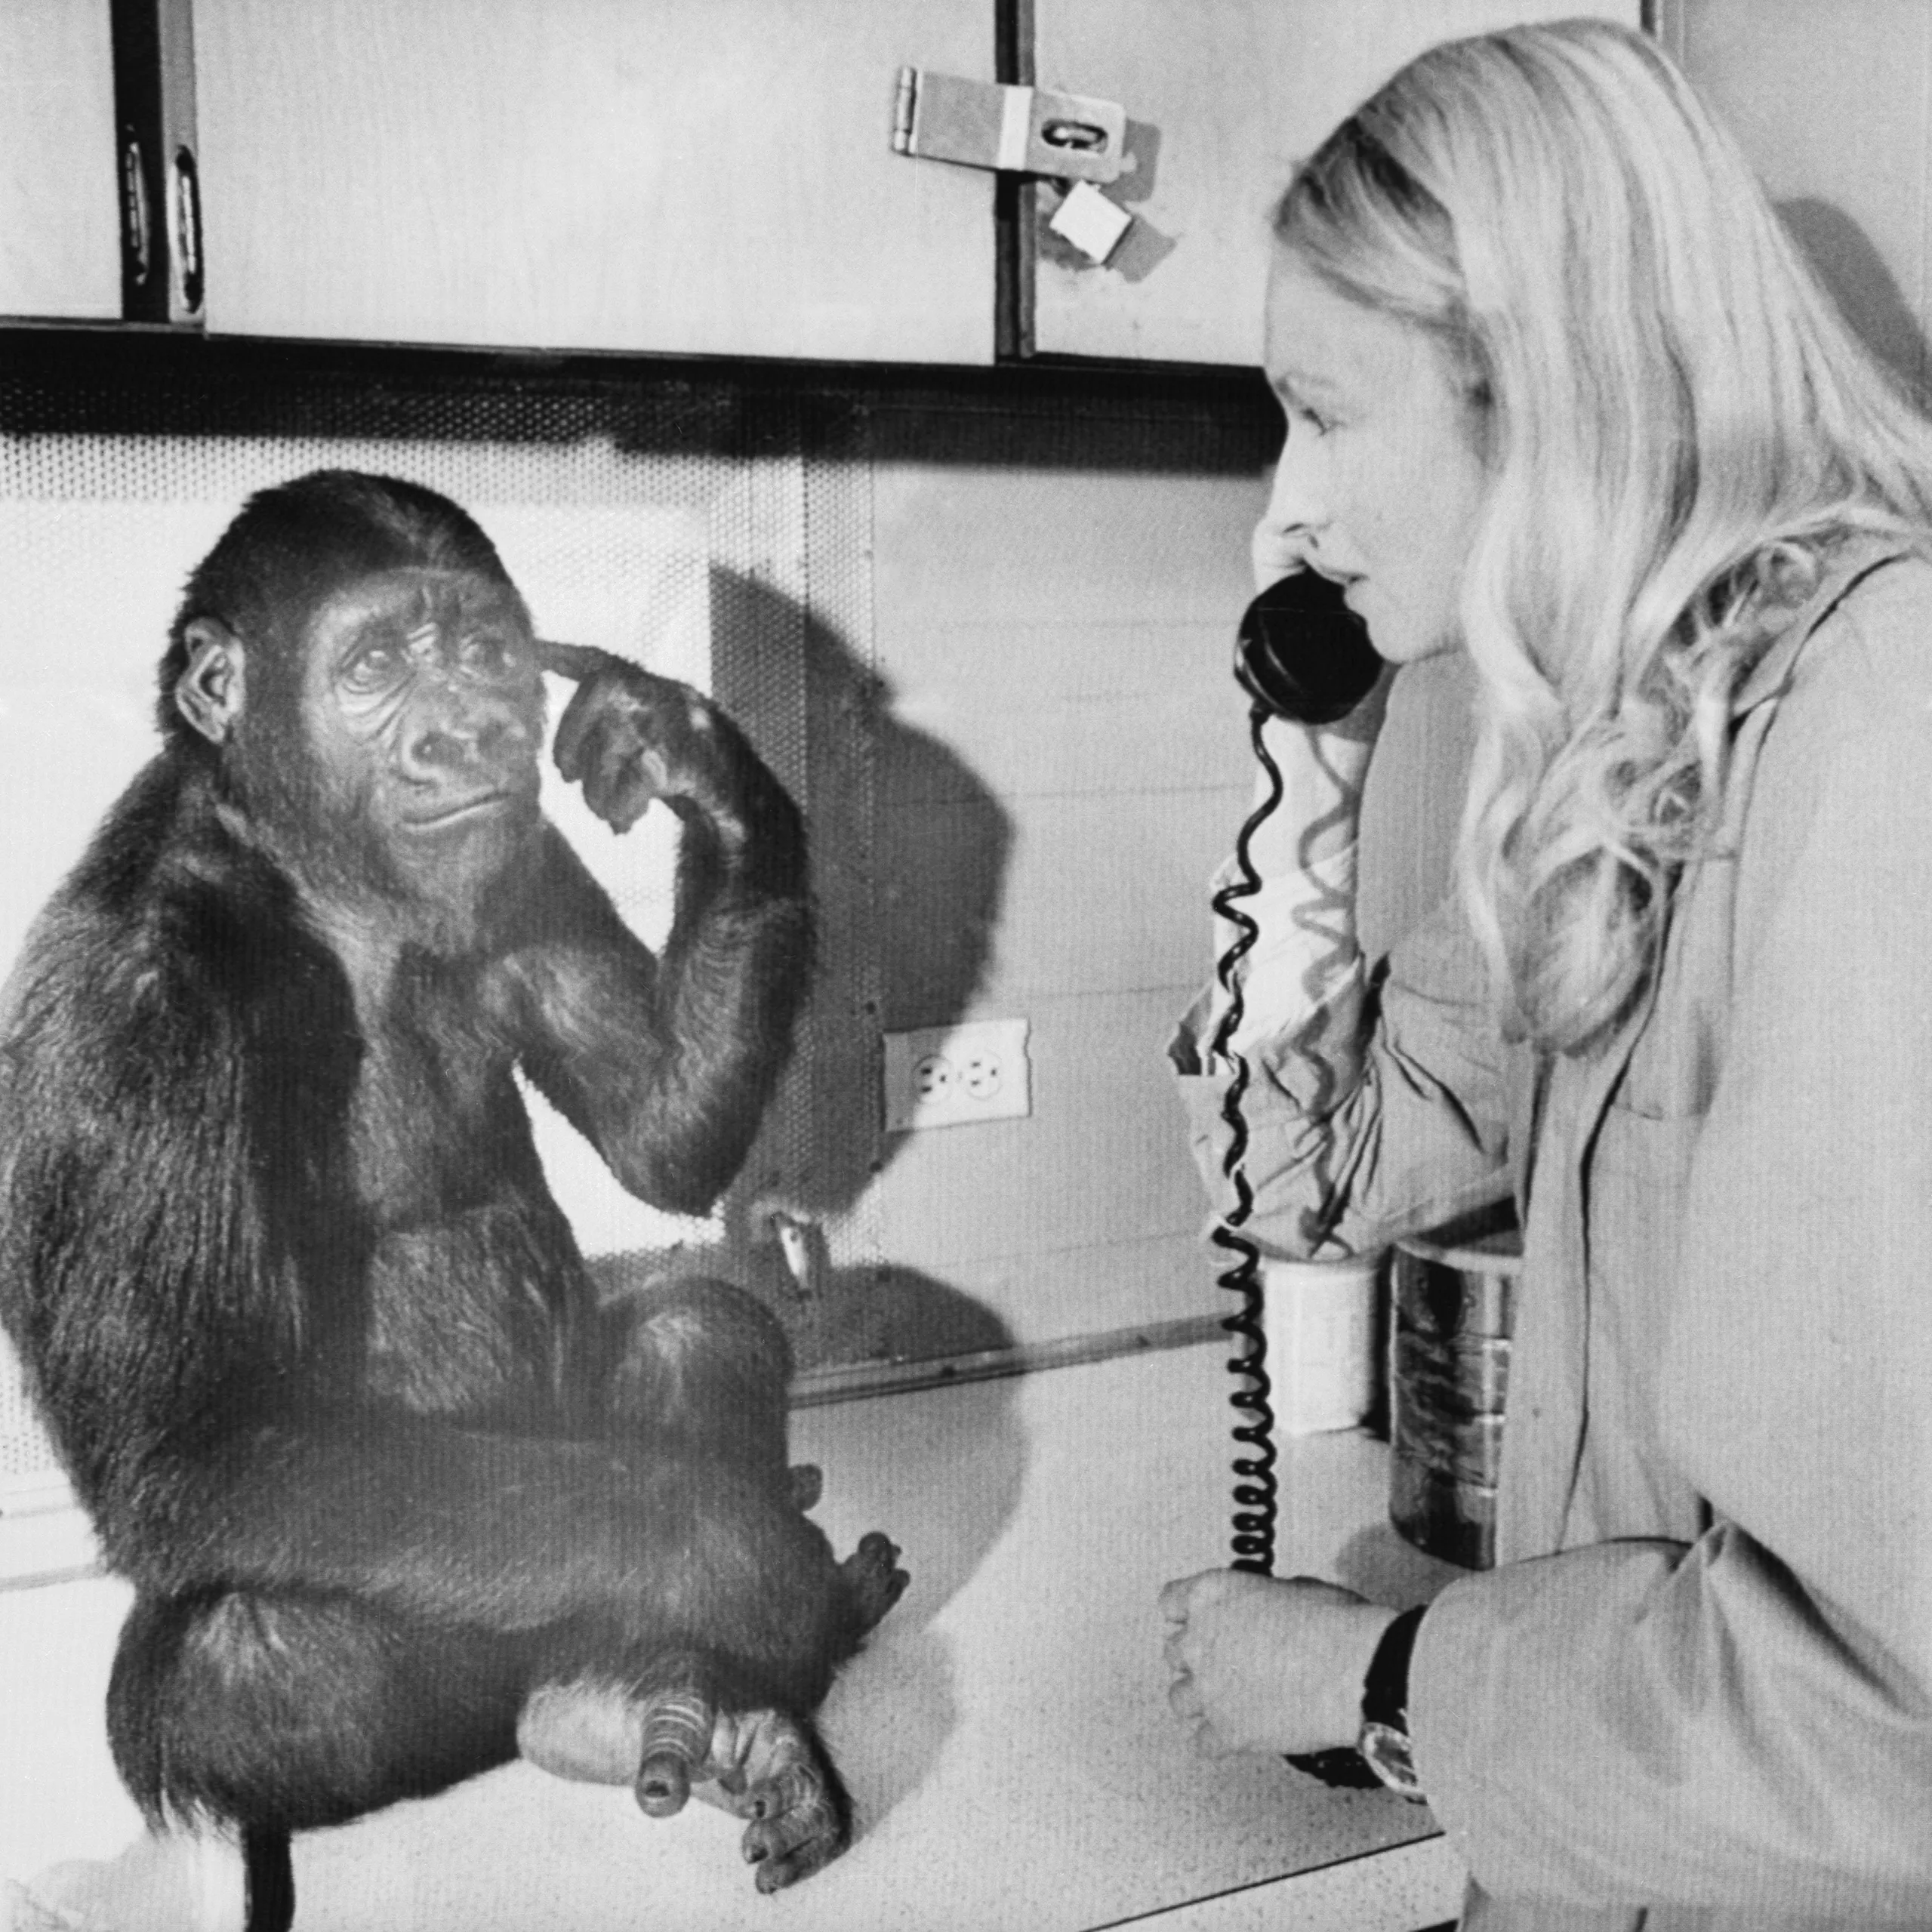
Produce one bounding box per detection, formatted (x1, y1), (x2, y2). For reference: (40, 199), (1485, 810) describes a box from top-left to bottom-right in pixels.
(0, 470), (906, 1913)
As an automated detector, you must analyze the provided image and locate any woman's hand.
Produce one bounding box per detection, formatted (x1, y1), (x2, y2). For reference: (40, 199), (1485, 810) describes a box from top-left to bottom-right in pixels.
(1253, 514), (1313, 599)
(1160, 1570), (1399, 1758)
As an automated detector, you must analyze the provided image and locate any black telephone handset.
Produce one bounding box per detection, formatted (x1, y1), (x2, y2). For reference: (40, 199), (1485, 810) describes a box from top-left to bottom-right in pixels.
(1234, 569), (1382, 724)
(1217, 564), (1389, 1792)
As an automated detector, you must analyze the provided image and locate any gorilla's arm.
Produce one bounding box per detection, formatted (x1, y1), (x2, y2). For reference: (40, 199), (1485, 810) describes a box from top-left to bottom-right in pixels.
(506, 658), (813, 1216)
(0, 769), (831, 1661)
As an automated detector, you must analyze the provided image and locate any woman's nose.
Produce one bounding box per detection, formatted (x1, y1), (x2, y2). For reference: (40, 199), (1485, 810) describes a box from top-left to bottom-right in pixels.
(1263, 424), (1328, 538)
(1252, 427), (1329, 590)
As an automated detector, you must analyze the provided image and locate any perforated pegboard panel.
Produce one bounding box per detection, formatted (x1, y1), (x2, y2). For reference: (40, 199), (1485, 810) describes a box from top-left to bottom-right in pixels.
(0, 371), (875, 1490)
(0, 1351), (58, 1490)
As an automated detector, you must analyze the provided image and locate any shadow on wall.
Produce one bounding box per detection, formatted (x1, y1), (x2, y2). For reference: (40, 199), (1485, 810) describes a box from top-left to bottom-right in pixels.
(1778, 196), (1932, 401)
(713, 565), (1016, 1219)
(595, 567), (1020, 1377)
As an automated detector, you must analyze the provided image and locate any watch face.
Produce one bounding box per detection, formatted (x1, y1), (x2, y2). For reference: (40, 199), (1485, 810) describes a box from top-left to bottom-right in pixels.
(1357, 1720), (1428, 1802)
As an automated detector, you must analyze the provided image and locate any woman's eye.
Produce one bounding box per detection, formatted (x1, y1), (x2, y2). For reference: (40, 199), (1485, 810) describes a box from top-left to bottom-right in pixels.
(1292, 404), (1333, 437)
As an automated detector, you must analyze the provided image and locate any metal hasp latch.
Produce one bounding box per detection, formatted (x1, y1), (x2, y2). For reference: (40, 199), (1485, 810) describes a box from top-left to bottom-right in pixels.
(892, 69), (1134, 263)
(892, 70), (1126, 183)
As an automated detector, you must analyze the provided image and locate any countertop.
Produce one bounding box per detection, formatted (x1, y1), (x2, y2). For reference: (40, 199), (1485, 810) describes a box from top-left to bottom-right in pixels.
(3, 1336), (1471, 1930)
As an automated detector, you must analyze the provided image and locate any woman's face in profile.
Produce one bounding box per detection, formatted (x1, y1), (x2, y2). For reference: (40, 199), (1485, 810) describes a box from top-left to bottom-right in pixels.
(1257, 251), (1487, 667)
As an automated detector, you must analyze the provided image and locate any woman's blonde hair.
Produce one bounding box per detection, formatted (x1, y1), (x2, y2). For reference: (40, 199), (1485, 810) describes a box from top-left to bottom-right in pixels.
(1275, 19), (1932, 1050)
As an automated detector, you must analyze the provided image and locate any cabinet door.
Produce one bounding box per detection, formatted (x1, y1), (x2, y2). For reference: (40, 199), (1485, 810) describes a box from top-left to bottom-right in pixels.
(1028, 0), (1641, 367)
(0, 0), (120, 322)
(193, 0), (994, 362)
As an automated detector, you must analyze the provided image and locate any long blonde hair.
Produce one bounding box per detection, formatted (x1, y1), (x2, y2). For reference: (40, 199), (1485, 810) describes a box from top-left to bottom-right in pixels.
(1275, 20), (1932, 1050)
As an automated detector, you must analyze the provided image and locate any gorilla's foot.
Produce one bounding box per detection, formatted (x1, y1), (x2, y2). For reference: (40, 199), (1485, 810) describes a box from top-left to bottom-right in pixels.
(528, 1654), (861, 1890)
(701, 1708), (850, 1893)
(842, 1530), (910, 1635)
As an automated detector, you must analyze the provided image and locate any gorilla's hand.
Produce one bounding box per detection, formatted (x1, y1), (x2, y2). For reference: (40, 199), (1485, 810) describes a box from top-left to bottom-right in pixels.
(541, 642), (771, 846)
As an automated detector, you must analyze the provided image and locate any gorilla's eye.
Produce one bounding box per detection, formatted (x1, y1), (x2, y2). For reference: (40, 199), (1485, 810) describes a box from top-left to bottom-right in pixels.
(458, 630), (522, 680)
(341, 642), (404, 694)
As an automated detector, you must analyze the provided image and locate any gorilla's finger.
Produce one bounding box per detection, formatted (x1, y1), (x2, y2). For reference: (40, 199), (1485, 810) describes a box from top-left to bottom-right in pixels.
(536, 638), (610, 682)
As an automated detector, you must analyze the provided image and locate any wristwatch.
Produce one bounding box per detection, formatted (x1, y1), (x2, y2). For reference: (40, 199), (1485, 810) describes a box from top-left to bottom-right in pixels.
(1355, 1603), (1428, 1801)
(1282, 1602), (1430, 1796)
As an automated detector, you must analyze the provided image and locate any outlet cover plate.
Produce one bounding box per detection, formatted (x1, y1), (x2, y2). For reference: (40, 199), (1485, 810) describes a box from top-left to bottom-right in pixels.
(883, 1019), (1031, 1132)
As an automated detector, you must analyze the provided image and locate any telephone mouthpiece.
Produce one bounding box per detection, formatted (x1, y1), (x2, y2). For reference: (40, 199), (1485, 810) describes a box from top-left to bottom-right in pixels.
(1234, 571), (1382, 725)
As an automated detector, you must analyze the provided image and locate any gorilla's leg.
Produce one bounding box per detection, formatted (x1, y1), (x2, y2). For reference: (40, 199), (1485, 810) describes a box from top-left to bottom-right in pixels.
(595, 1275), (907, 1647)
(599, 1275), (797, 1474)
(108, 1589), (527, 1835)
(523, 1277), (907, 1889)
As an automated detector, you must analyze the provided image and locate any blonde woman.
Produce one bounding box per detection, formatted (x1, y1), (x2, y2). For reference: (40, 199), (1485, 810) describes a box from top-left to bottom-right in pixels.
(1163, 20), (1932, 1929)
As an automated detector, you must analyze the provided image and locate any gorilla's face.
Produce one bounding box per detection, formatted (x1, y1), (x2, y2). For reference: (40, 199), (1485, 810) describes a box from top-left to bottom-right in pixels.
(205, 565), (551, 946)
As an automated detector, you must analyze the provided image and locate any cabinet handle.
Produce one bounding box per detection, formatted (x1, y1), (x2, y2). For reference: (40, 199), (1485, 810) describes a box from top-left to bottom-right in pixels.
(120, 137), (153, 292)
(171, 146), (204, 316)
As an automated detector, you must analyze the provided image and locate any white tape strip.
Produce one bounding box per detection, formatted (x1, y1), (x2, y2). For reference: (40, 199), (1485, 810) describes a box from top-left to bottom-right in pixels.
(997, 86), (1034, 172)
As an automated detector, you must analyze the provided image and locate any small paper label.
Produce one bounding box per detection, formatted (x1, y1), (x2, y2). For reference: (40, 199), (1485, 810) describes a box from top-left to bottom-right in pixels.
(1048, 181), (1133, 265)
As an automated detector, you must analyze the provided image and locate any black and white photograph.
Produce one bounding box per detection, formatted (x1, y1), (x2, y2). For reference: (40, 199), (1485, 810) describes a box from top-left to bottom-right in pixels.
(2, 5), (1928, 1929)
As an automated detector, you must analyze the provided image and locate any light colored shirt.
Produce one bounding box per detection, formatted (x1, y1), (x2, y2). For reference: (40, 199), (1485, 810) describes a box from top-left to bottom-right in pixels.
(1171, 544), (1932, 1929)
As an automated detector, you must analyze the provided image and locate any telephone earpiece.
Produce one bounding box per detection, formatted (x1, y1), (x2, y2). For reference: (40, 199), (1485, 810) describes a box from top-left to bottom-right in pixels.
(1234, 570), (1382, 725)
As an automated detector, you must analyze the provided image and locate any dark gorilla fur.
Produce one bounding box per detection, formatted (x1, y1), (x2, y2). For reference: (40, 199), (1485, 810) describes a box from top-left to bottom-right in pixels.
(0, 471), (904, 1891)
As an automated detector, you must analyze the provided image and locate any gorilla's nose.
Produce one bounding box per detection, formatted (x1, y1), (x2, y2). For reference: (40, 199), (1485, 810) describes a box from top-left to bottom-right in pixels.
(405, 698), (527, 781)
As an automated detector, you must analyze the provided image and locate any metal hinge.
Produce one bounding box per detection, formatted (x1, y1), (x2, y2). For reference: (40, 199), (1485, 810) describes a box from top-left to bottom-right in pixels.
(892, 69), (1126, 186)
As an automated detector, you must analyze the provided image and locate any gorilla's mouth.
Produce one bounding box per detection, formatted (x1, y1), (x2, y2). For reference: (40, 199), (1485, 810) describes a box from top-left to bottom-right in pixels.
(405, 790), (523, 830)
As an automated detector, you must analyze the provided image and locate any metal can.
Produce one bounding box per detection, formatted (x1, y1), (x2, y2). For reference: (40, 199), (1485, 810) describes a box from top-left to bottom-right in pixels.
(1389, 1201), (1521, 1570)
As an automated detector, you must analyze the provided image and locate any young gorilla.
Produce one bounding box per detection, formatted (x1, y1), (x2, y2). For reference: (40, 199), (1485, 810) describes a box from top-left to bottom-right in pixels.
(0, 471), (906, 1897)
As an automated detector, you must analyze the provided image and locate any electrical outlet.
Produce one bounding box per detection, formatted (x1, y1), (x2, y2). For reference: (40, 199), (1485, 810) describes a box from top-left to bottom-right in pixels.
(883, 1019), (1031, 1132)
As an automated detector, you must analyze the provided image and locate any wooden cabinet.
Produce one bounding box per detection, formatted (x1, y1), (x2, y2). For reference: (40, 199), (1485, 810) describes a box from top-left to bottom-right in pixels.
(184, 0), (1639, 367)
(1026, 0), (1643, 366)
(0, 0), (121, 322)
(192, 0), (995, 362)
(12, 1), (1649, 362)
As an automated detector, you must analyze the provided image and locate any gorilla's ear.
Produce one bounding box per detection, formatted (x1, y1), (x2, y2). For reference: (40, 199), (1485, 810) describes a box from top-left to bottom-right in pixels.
(176, 619), (248, 745)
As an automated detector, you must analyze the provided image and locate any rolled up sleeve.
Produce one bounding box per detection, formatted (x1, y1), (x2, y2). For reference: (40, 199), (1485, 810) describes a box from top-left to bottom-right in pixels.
(1171, 898), (1521, 1259)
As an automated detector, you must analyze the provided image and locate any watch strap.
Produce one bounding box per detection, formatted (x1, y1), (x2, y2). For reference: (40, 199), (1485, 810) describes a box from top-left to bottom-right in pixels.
(1356, 1604), (1428, 1801)
(1361, 1604), (1426, 1730)
(1285, 1603), (1431, 1794)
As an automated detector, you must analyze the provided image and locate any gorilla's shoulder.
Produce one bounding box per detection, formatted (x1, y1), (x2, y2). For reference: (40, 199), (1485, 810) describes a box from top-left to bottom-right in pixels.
(29, 752), (316, 1021)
